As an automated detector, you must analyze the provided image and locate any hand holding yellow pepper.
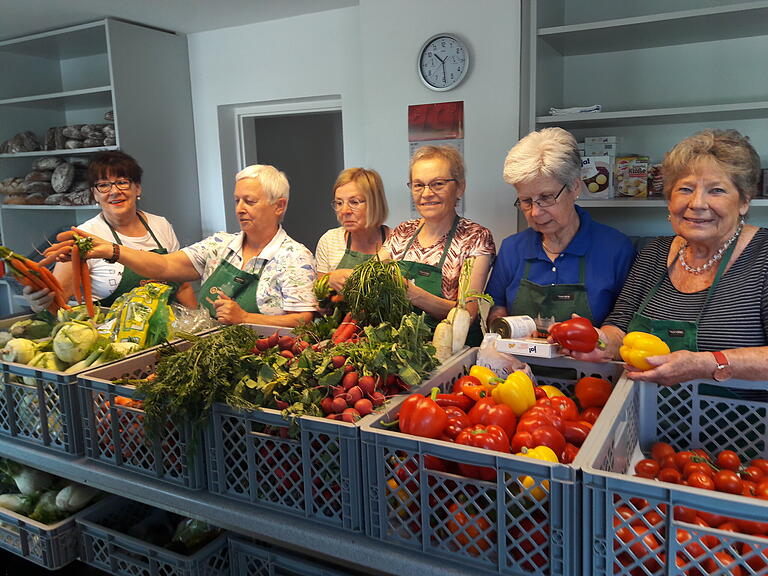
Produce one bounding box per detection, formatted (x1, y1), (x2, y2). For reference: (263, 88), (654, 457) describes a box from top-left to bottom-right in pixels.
(516, 445), (559, 501)
(619, 331), (671, 371)
(491, 370), (536, 416)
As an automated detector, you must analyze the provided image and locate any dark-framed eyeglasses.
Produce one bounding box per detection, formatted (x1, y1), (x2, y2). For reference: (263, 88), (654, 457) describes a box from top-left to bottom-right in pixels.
(514, 183), (567, 211)
(93, 179), (133, 193)
(407, 178), (457, 194)
(331, 198), (366, 212)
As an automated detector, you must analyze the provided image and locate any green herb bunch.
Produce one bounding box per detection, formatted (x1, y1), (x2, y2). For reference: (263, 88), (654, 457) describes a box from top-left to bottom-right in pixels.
(342, 257), (410, 327)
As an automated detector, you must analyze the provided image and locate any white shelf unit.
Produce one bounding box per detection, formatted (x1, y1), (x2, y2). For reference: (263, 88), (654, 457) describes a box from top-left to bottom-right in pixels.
(0, 19), (201, 315)
(521, 0), (768, 236)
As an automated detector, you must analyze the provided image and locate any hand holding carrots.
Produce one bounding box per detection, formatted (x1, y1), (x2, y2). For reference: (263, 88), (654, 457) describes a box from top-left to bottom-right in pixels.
(0, 246), (69, 314)
(39, 227), (111, 266)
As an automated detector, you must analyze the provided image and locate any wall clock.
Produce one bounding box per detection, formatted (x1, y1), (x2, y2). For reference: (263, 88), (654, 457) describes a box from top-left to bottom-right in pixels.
(418, 33), (469, 91)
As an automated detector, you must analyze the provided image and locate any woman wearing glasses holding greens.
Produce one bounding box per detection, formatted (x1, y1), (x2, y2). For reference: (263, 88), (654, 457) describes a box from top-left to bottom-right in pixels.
(315, 168), (390, 292)
(378, 145), (495, 346)
(23, 150), (196, 311)
(486, 128), (634, 333)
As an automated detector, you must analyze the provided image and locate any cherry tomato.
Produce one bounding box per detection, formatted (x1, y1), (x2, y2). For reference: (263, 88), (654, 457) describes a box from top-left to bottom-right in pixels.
(674, 451), (695, 471)
(695, 511), (727, 529)
(613, 521), (663, 574)
(742, 481), (757, 497)
(634, 459), (660, 479)
(651, 442), (675, 462)
(691, 448), (711, 462)
(660, 455), (678, 471)
(713, 470), (743, 494)
(755, 479), (768, 500)
(658, 467), (682, 484)
(742, 542), (768, 574)
(687, 471), (715, 490)
(716, 450), (741, 472)
(676, 528), (707, 563)
(741, 465), (764, 483)
(579, 406), (602, 424)
(683, 461), (714, 479)
(574, 376), (612, 409)
(643, 509), (664, 527)
(734, 517), (768, 535)
(750, 459), (768, 476)
(548, 396), (579, 421)
(673, 506), (696, 523)
(704, 550), (743, 576)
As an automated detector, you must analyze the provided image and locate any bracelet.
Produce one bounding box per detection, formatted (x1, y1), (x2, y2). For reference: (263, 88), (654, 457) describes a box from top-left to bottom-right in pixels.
(104, 243), (120, 264)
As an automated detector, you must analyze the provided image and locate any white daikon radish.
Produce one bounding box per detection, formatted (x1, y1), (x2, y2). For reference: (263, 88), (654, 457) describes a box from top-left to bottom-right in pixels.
(449, 258), (474, 354)
(432, 319), (454, 362)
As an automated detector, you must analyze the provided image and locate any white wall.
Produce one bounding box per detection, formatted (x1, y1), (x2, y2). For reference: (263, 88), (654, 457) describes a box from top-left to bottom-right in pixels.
(187, 1), (521, 244)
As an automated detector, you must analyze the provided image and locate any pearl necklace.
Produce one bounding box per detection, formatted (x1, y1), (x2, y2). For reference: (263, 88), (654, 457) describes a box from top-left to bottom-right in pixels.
(678, 220), (744, 275)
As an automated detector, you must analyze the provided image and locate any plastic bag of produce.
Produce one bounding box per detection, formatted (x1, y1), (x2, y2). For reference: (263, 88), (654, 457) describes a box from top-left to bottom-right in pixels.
(104, 282), (175, 347)
(476, 332), (535, 381)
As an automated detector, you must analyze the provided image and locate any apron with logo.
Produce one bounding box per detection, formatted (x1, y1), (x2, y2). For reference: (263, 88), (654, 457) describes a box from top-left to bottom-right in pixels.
(199, 257), (266, 318)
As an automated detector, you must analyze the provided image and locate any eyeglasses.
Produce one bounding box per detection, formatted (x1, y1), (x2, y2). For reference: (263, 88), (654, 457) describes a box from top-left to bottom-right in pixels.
(514, 183), (567, 211)
(93, 179), (133, 193)
(407, 178), (457, 194)
(331, 198), (366, 212)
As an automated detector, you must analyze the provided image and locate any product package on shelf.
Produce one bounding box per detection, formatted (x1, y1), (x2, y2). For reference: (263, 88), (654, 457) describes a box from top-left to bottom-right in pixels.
(580, 156), (614, 200)
(615, 156), (650, 198)
(582, 376), (768, 575)
(361, 350), (626, 576)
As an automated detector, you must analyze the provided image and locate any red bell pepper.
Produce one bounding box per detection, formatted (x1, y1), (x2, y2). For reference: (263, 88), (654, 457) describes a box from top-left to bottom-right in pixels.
(562, 420), (593, 447)
(443, 406), (471, 440)
(398, 388), (447, 439)
(455, 424), (510, 481)
(549, 317), (601, 352)
(548, 396), (579, 422)
(435, 392), (474, 413)
(467, 397), (517, 436)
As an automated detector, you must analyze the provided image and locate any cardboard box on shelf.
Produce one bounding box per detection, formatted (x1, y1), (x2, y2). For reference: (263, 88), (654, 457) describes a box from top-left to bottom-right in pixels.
(581, 155), (613, 199)
(494, 337), (563, 358)
(615, 156), (650, 198)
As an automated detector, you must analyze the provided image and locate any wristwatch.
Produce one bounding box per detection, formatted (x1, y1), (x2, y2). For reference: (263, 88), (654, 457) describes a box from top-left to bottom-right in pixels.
(711, 351), (733, 382)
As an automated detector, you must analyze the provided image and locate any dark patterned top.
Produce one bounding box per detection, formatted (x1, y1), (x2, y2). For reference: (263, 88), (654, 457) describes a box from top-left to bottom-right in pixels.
(384, 217), (496, 300)
(605, 229), (768, 351)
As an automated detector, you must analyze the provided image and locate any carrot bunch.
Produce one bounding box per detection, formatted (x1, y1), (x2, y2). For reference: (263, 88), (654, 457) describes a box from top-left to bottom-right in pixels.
(0, 246), (69, 314)
(331, 312), (360, 344)
(70, 234), (95, 318)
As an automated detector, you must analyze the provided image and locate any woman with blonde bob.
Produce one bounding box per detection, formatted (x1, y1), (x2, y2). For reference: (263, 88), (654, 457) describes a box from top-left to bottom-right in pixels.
(315, 167), (389, 292)
(568, 129), (768, 387)
(487, 127), (634, 333)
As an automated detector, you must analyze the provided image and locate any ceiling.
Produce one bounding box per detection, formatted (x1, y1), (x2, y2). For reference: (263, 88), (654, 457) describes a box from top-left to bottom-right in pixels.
(0, 0), (358, 42)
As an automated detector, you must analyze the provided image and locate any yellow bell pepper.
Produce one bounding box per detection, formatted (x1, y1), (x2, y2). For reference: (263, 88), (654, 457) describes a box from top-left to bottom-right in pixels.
(468, 365), (497, 387)
(619, 331), (671, 371)
(515, 445), (559, 501)
(491, 370), (535, 416)
(539, 385), (564, 398)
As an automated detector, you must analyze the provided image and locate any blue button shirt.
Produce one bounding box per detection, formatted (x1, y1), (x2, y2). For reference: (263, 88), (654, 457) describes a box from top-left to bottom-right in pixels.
(486, 206), (635, 325)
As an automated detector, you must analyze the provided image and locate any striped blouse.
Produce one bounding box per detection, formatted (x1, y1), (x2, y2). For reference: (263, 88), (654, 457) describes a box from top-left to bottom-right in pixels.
(604, 228), (768, 351)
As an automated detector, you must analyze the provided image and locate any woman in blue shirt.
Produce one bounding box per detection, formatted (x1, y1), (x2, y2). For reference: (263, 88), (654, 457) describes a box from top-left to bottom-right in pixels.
(486, 128), (635, 333)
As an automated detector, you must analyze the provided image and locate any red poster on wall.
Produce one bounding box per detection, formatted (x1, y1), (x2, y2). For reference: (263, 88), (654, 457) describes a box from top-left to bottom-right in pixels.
(408, 101), (464, 142)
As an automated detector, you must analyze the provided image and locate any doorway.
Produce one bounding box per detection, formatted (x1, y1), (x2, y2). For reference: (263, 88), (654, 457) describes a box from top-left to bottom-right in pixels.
(239, 108), (343, 251)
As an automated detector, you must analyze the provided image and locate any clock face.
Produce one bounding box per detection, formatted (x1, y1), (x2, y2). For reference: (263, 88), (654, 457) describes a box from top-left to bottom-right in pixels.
(418, 34), (469, 91)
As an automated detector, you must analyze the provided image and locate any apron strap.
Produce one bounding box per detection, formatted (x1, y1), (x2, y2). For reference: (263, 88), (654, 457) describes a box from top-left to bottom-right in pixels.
(101, 212), (165, 251)
(347, 225), (388, 253)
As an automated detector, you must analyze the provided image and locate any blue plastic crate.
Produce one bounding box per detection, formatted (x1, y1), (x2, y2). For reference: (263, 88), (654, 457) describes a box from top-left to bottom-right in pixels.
(361, 349), (624, 576)
(77, 496), (229, 576)
(582, 376), (768, 576)
(228, 536), (357, 575)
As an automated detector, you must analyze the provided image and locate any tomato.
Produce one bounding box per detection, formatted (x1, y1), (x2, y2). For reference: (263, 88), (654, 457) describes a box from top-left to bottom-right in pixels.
(742, 542), (768, 574)
(452, 375), (483, 395)
(692, 448), (711, 462)
(750, 459), (768, 476)
(755, 479), (768, 500)
(687, 471), (715, 490)
(634, 459), (660, 479)
(615, 506), (636, 521)
(713, 470), (743, 495)
(579, 406), (602, 424)
(676, 528), (708, 565)
(510, 513), (549, 571)
(560, 443), (579, 464)
(651, 441), (676, 462)
(695, 511), (727, 529)
(716, 450), (741, 472)
(643, 509), (664, 527)
(548, 396), (579, 421)
(734, 517), (768, 535)
(529, 425), (566, 457)
(741, 465), (764, 484)
(660, 455), (679, 471)
(742, 481), (757, 497)
(683, 461), (714, 478)
(658, 467), (682, 484)
(613, 521), (663, 574)
(673, 505), (696, 523)
(704, 550), (743, 576)
(574, 376), (612, 409)
(562, 420), (592, 447)
(674, 451), (695, 471)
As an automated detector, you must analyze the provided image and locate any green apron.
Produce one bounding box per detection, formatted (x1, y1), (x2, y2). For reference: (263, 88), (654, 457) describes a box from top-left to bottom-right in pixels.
(335, 226), (387, 270)
(396, 216), (483, 347)
(626, 238), (737, 353)
(100, 212), (178, 307)
(199, 258), (266, 318)
(510, 256), (594, 334)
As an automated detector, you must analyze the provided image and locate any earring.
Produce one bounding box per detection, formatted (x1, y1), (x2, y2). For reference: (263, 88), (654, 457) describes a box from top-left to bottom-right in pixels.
(667, 213), (671, 222)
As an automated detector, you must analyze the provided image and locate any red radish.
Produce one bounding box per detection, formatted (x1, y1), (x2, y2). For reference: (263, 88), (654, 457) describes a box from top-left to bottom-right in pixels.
(332, 397), (347, 413)
(279, 350), (294, 359)
(331, 386), (345, 398)
(266, 331), (279, 348)
(342, 372), (359, 390)
(275, 399), (289, 409)
(331, 355), (346, 369)
(320, 397), (334, 415)
(344, 364), (356, 373)
(358, 375), (376, 396)
(370, 391), (386, 407)
(341, 408), (361, 423)
(292, 340), (309, 355)
(255, 338), (270, 351)
(354, 398), (373, 416)
(278, 335), (295, 350)
(347, 386), (363, 404)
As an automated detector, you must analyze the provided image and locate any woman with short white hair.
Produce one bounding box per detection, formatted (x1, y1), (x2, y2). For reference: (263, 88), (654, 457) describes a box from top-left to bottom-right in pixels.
(43, 164), (317, 328)
(486, 127), (635, 333)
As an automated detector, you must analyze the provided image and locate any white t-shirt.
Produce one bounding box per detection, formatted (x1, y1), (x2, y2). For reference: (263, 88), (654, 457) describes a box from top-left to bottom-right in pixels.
(315, 227), (348, 274)
(78, 212), (181, 299)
